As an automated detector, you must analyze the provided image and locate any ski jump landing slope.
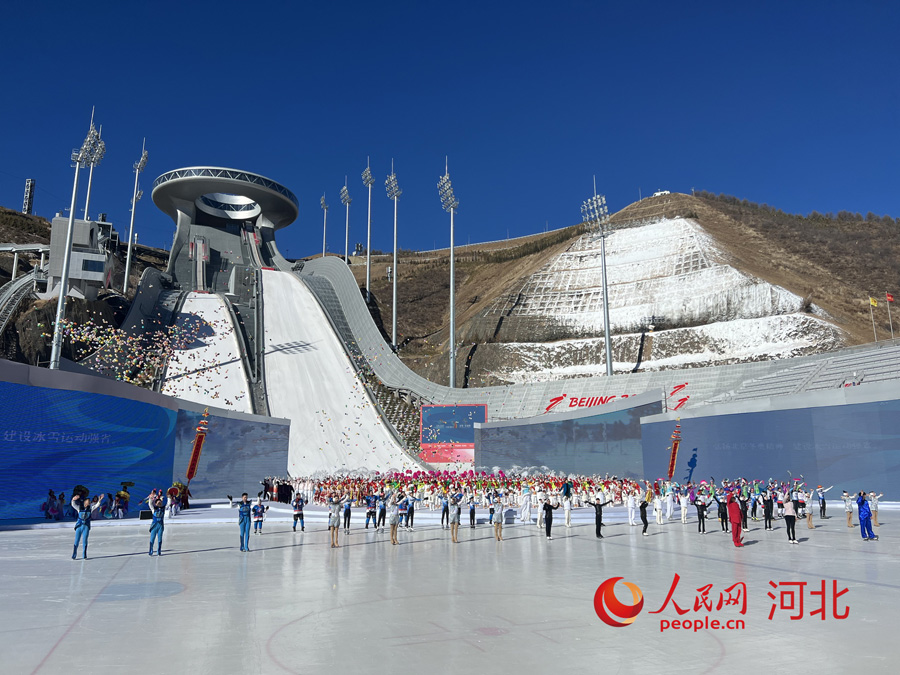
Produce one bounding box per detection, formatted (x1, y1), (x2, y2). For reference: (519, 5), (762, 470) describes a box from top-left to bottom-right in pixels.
(261, 270), (417, 474)
(161, 293), (253, 413)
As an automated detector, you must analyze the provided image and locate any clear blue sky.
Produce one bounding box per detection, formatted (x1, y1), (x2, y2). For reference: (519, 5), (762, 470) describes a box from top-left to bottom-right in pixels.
(1, 1), (898, 257)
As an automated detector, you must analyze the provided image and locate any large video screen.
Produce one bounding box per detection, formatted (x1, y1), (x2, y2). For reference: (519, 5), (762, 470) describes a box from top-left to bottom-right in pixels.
(0, 381), (176, 520)
(474, 400), (662, 476)
(419, 404), (488, 464)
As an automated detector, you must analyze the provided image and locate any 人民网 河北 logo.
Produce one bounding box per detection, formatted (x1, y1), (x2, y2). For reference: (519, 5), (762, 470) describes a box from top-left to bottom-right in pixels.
(594, 577), (644, 627)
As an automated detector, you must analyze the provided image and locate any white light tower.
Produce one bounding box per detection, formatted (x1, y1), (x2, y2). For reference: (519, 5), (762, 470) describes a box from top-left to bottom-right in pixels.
(49, 117), (105, 370)
(320, 194), (328, 258)
(82, 110), (104, 221)
(361, 160), (375, 304)
(385, 161), (402, 349)
(340, 180), (351, 264)
(581, 183), (613, 376)
(437, 158), (460, 388)
(123, 139), (148, 296)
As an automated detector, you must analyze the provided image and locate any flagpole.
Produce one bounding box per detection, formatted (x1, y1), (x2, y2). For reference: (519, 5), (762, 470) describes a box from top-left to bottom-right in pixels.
(887, 292), (894, 340)
(870, 298), (878, 342)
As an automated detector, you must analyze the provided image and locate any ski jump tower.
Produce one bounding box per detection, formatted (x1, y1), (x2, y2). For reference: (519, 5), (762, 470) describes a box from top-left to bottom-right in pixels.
(151, 167), (298, 292)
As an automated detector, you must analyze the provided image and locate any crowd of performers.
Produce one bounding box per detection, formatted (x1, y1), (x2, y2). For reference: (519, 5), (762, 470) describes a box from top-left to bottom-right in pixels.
(62, 472), (886, 558)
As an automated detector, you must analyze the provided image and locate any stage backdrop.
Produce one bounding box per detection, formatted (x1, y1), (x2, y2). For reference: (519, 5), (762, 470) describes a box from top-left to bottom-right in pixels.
(172, 408), (291, 498)
(0, 380), (177, 520)
(474, 391), (663, 476)
(640, 383), (900, 493)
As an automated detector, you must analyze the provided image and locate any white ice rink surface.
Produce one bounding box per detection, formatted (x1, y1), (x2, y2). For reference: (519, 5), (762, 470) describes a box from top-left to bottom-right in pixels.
(262, 270), (417, 473)
(160, 293), (253, 412)
(3, 507), (899, 673)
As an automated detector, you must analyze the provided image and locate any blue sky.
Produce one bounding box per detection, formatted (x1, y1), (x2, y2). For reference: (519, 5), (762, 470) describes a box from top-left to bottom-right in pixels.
(1, 1), (898, 257)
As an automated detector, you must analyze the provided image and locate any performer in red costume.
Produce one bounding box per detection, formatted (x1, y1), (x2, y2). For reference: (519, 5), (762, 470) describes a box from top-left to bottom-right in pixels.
(727, 493), (744, 547)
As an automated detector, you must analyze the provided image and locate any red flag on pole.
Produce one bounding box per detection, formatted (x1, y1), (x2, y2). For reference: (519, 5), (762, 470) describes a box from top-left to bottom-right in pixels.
(887, 293), (895, 303)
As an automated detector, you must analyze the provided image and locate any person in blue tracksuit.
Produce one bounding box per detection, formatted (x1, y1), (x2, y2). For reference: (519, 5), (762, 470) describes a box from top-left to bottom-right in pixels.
(72, 495), (91, 560)
(377, 491), (388, 531)
(405, 491), (420, 531)
(364, 493), (378, 529)
(292, 494), (306, 532)
(252, 498), (268, 534)
(856, 491), (878, 541)
(149, 491), (165, 556)
(440, 492), (450, 529)
(229, 493), (252, 551)
(343, 497), (353, 533)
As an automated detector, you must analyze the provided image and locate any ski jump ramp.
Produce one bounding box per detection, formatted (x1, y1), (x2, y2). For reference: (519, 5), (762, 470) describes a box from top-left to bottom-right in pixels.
(161, 292), (254, 414)
(262, 269), (417, 474)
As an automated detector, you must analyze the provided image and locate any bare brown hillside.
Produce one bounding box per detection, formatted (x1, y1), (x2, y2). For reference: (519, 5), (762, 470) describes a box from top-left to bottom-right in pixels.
(352, 192), (900, 386)
(611, 192), (900, 344)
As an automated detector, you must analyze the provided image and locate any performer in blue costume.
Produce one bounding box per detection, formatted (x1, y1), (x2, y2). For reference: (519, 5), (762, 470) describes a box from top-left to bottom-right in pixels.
(149, 490), (165, 556)
(72, 494), (91, 560)
(228, 493), (253, 551)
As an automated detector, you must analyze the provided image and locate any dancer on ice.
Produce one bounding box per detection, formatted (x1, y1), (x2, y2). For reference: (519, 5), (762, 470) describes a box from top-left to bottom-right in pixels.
(228, 493), (252, 552)
(727, 493), (743, 547)
(71, 494), (91, 560)
(856, 491), (878, 541)
(841, 491), (855, 528)
(291, 493), (306, 532)
(869, 491), (883, 527)
(252, 497), (268, 535)
(364, 492), (378, 530)
(148, 490), (165, 556)
(816, 485), (833, 518)
(388, 490), (401, 545)
(449, 496), (461, 543)
(585, 492), (613, 539)
(328, 493), (349, 548)
(542, 497), (560, 540)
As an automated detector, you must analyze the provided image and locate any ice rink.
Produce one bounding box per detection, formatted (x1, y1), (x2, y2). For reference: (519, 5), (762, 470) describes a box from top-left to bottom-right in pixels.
(3, 505), (898, 673)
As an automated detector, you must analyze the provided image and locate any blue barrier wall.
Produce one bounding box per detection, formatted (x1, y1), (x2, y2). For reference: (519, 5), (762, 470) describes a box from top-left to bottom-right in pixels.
(641, 397), (900, 493)
(0, 381), (177, 519)
(172, 409), (290, 498)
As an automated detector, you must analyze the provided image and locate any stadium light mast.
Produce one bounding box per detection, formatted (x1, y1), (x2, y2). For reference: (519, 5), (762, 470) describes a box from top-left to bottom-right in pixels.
(385, 160), (402, 349)
(581, 180), (614, 376)
(50, 115), (105, 370)
(340, 179), (351, 264)
(123, 139), (148, 296)
(437, 157), (460, 388)
(82, 110), (104, 221)
(362, 159), (375, 304)
(320, 194), (328, 258)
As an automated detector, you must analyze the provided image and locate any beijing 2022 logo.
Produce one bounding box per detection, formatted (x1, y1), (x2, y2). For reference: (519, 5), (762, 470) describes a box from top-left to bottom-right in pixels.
(593, 577), (644, 627)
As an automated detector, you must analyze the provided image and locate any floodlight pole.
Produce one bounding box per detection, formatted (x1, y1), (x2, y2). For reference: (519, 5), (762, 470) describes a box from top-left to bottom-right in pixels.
(438, 158), (459, 388)
(50, 118), (103, 370)
(83, 110), (98, 221)
(340, 180), (351, 264)
(582, 181), (613, 376)
(386, 162), (402, 349)
(320, 195), (328, 258)
(362, 161), (375, 304)
(124, 139), (148, 296)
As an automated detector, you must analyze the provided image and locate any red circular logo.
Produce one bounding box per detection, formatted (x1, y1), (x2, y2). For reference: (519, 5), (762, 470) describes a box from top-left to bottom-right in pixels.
(594, 577), (644, 627)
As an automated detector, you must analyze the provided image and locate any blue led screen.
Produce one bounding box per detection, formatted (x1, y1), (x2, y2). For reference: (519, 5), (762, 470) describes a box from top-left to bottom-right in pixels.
(640, 398), (900, 493)
(474, 400), (662, 476)
(0, 381), (176, 520)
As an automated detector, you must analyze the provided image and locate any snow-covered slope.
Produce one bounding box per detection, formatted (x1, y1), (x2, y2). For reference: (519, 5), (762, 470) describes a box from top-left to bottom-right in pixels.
(480, 217), (847, 382)
(261, 269), (417, 474)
